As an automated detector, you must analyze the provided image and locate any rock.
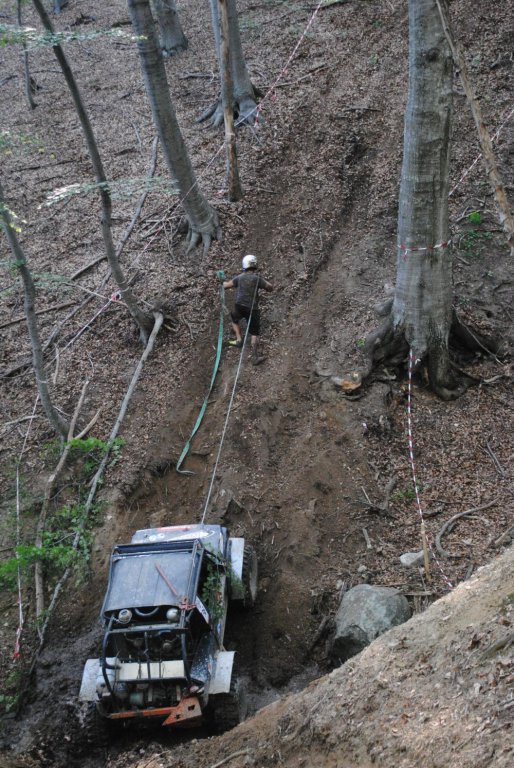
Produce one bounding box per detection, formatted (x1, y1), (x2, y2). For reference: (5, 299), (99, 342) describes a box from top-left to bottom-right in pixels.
(330, 584), (411, 663)
(400, 551), (425, 568)
(331, 371), (362, 391)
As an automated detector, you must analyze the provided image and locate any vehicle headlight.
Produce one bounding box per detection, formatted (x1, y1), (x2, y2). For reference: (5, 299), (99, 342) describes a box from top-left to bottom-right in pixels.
(118, 609), (132, 624)
(166, 608), (180, 623)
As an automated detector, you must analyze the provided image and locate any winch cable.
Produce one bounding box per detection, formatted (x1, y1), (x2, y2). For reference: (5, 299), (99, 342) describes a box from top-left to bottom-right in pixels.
(200, 277), (259, 524)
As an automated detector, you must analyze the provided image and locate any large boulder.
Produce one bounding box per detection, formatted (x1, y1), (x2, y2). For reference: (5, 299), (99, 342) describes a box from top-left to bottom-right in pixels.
(330, 584), (411, 663)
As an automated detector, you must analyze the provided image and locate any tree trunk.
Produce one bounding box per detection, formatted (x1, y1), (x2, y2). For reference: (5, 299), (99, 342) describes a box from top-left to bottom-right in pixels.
(367, 0), (464, 398)
(202, 0), (258, 128)
(151, 0), (188, 56)
(0, 181), (68, 438)
(17, 0), (37, 110)
(128, 0), (220, 254)
(218, 0), (243, 201)
(32, 0), (154, 343)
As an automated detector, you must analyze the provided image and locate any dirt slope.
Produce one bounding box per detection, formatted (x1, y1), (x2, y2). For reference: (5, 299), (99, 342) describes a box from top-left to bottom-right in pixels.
(116, 544), (514, 768)
(1, 0), (513, 766)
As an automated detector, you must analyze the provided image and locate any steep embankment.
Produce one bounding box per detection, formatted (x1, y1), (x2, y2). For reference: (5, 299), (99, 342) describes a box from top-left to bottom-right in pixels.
(118, 545), (514, 768)
(1, 1), (513, 767)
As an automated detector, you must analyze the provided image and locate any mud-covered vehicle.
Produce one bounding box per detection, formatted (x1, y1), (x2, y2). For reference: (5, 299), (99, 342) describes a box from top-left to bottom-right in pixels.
(80, 524), (257, 732)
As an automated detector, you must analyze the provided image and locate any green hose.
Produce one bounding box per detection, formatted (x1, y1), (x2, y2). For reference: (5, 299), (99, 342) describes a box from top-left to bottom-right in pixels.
(175, 277), (225, 475)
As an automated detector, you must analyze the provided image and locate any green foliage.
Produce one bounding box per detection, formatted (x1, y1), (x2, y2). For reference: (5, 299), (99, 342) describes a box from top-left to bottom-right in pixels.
(0, 543), (74, 590)
(356, 338), (366, 349)
(467, 211), (482, 225)
(0, 668), (23, 714)
(44, 436), (124, 476)
(458, 228), (492, 257)
(0, 205), (26, 235)
(201, 561), (224, 625)
(393, 485), (417, 502)
(0, 129), (42, 153)
(0, 24), (143, 50)
(42, 176), (178, 208)
(0, 500), (103, 592)
(201, 546), (245, 622)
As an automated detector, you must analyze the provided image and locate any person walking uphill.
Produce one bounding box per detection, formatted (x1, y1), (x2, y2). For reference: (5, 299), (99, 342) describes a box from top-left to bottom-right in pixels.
(223, 254), (273, 366)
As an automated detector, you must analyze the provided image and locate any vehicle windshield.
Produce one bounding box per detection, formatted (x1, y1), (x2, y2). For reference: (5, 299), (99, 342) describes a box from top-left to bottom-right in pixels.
(102, 547), (197, 615)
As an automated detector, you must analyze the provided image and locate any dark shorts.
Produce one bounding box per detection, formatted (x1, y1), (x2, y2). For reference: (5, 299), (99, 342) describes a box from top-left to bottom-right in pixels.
(231, 303), (261, 336)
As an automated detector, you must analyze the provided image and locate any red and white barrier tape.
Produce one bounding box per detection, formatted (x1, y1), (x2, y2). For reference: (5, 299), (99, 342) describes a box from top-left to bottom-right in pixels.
(254, 0), (325, 127)
(399, 240), (450, 256)
(407, 350), (454, 590)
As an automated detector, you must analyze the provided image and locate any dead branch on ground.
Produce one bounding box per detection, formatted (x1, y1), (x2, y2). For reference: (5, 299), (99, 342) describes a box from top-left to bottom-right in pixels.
(435, 499), (498, 558)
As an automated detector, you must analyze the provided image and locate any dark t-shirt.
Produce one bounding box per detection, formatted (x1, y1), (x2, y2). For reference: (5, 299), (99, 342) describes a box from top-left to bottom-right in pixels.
(231, 272), (267, 309)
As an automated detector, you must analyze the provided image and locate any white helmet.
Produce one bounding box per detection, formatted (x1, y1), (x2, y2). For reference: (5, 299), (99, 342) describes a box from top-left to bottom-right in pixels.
(242, 254), (257, 270)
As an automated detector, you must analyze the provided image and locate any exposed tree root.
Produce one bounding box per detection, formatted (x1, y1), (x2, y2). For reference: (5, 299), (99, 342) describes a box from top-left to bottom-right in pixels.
(161, 37), (188, 57)
(197, 91), (259, 129)
(362, 311), (500, 400)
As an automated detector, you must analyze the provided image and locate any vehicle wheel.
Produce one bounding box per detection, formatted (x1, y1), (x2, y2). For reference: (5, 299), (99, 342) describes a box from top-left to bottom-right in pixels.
(81, 703), (110, 751)
(241, 545), (258, 608)
(209, 677), (247, 733)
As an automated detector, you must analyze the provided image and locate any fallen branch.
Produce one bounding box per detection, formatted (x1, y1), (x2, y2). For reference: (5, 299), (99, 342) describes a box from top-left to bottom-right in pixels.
(0, 300), (76, 330)
(483, 441), (506, 476)
(480, 632), (514, 661)
(493, 525), (514, 548)
(435, 499), (498, 558)
(209, 750), (250, 768)
(362, 527), (373, 550)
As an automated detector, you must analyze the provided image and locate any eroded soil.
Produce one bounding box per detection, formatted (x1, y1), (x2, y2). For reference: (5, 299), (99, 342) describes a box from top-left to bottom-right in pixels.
(1, 1), (513, 766)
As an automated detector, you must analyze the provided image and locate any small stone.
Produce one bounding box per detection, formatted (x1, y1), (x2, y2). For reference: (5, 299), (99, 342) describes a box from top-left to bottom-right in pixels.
(400, 551), (425, 568)
(357, 564), (367, 573)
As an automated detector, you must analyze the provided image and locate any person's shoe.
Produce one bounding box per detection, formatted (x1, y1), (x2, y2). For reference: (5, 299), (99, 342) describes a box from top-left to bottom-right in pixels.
(252, 355), (266, 366)
(228, 339), (243, 348)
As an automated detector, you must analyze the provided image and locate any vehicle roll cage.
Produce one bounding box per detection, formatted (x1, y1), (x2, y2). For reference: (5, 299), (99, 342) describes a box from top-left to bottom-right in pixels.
(99, 537), (227, 701)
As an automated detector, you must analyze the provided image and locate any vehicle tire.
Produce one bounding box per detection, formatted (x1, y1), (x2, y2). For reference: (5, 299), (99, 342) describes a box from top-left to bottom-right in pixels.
(209, 677), (247, 733)
(241, 545), (258, 608)
(81, 703), (110, 751)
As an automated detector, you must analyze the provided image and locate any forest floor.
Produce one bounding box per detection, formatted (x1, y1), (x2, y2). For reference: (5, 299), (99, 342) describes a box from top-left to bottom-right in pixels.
(0, 1), (513, 767)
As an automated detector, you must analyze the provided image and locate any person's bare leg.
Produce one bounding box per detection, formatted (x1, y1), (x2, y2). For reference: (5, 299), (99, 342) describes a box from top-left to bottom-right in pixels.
(229, 321), (242, 345)
(251, 335), (265, 365)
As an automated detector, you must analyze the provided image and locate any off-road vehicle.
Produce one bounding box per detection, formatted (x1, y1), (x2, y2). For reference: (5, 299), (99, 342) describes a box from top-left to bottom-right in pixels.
(79, 524), (257, 731)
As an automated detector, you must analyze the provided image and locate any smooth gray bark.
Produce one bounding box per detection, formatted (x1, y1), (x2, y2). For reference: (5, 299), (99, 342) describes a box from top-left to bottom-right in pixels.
(17, 0), (37, 110)
(0, 181), (68, 438)
(202, 0), (257, 128)
(393, 0), (453, 357)
(383, 0), (458, 396)
(128, 0), (220, 253)
(151, 0), (188, 56)
(32, 0), (154, 343)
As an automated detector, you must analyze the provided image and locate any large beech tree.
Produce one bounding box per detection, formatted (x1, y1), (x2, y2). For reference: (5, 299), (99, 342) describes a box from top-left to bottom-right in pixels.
(199, 0), (258, 128)
(152, 0), (188, 56)
(128, 0), (220, 254)
(366, 0), (489, 399)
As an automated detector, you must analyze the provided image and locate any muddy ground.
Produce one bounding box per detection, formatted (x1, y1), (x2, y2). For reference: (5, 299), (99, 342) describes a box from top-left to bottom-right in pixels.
(0, 0), (513, 766)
